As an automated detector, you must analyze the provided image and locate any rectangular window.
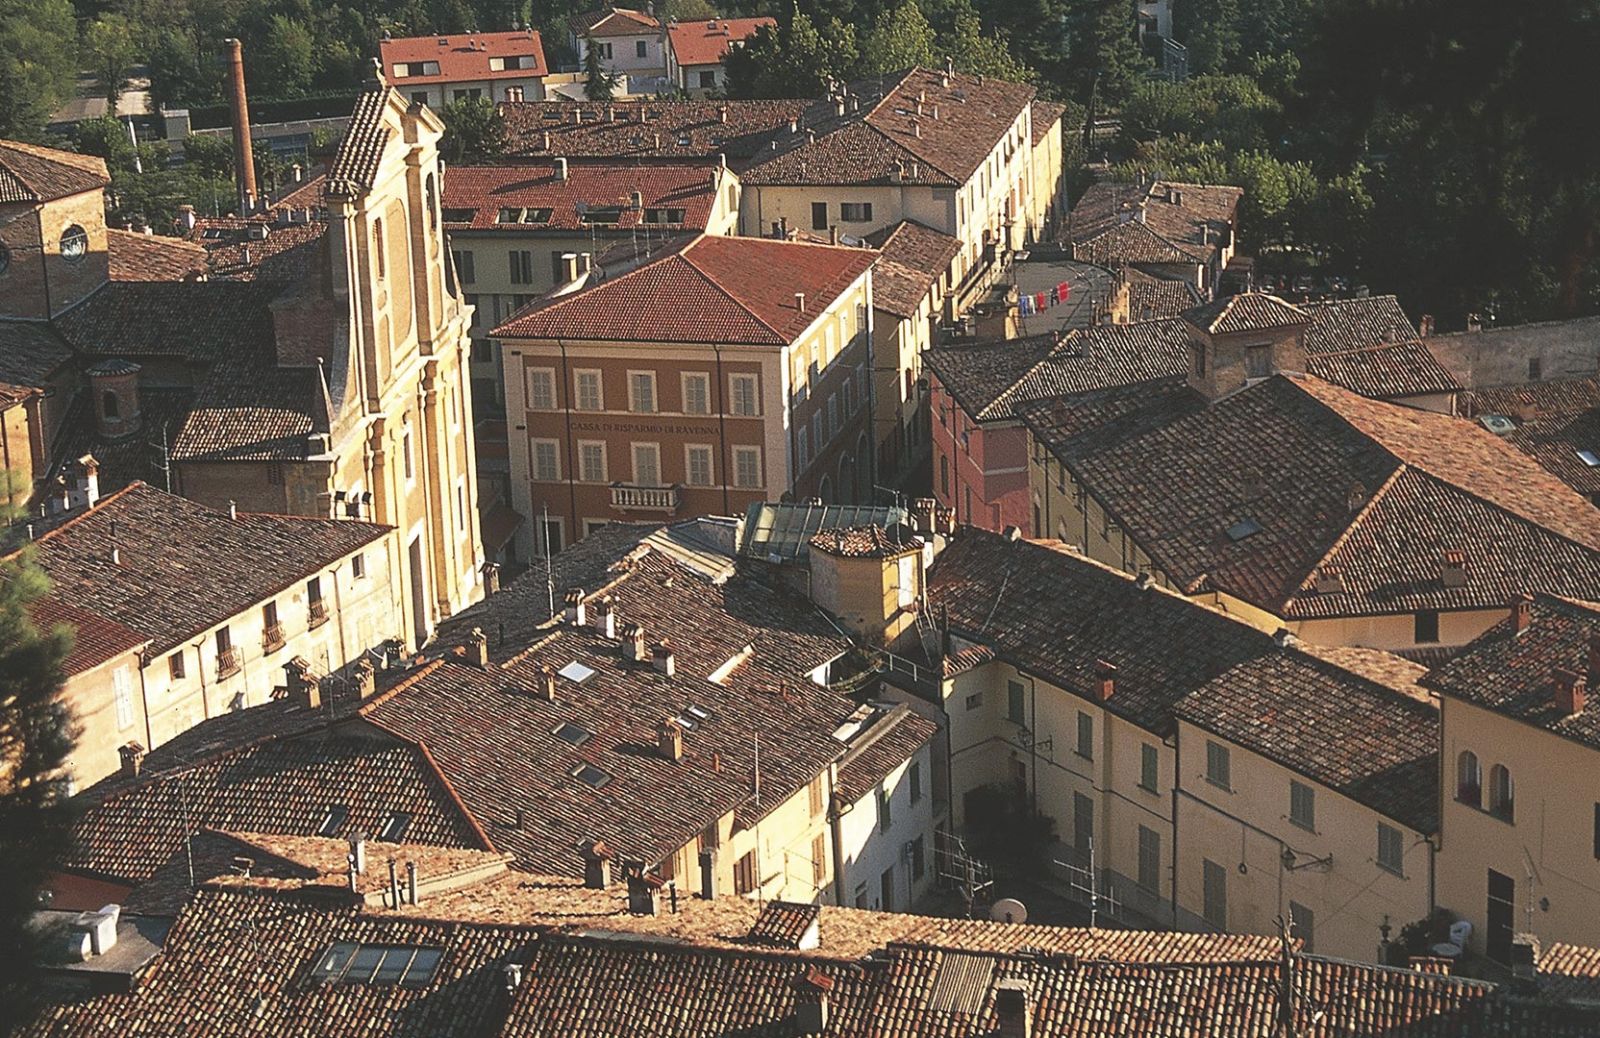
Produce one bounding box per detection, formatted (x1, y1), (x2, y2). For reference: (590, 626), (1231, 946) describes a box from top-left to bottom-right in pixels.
(1378, 822), (1405, 874)
(1205, 741), (1231, 789)
(1072, 791), (1093, 853)
(1415, 610), (1440, 644)
(643, 207), (686, 224)
(809, 774), (825, 817)
(681, 372), (711, 414)
(729, 374), (759, 416)
(1076, 712), (1094, 759)
(1006, 680), (1026, 724)
(879, 787), (893, 833)
(1190, 342), (1206, 379)
(880, 866), (895, 911)
(527, 368), (556, 410)
(575, 370), (603, 411)
(811, 201), (828, 231)
(827, 394), (839, 439)
(699, 70), (716, 88)
(734, 851), (758, 895)
(402, 424), (415, 481)
(812, 832), (827, 885)
(352, 553), (366, 579)
(732, 446), (761, 488)
(840, 201), (874, 222)
(1290, 781), (1316, 830)
(168, 651), (186, 681)
(262, 601), (281, 649)
(532, 439), (561, 481)
(911, 834), (926, 880)
(1140, 743), (1159, 793)
(635, 39), (648, 57)
(910, 760), (923, 803)
(113, 665), (134, 730)
(627, 371), (657, 413)
(631, 443), (661, 486)
(965, 693), (982, 711)
(1202, 859), (1227, 930)
(685, 445), (713, 486)
(1137, 824), (1160, 891)
(1289, 901), (1314, 953)
(509, 250), (534, 285)
(578, 441), (607, 482)
(1245, 344), (1272, 379)
(451, 249), (475, 284)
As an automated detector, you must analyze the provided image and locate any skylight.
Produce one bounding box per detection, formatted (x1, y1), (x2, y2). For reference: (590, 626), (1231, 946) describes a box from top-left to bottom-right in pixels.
(558, 661), (596, 683)
(684, 704), (713, 722)
(495, 207), (553, 225)
(571, 763), (611, 788)
(579, 206), (624, 225)
(376, 811), (411, 842)
(553, 721), (592, 746)
(1579, 450), (1600, 467)
(441, 207), (476, 222)
(316, 805), (349, 837)
(1225, 518), (1264, 542)
(315, 943), (444, 987)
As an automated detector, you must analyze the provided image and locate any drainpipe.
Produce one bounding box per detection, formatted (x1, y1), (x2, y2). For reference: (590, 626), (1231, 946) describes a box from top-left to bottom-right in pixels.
(557, 339), (578, 541)
(828, 765), (849, 905)
(713, 343), (730, 514)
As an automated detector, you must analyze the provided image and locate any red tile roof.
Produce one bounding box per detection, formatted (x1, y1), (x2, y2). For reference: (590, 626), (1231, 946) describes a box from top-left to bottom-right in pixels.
(106, 229), (208, 282)
(379, 29), (548, 84)
(28, 595), (146, 676)
(441, 160), (721, 232)
(1184, 292), (1310, 335)
(500, 99), (809, 163)
(0, 140), (109, 203)
(864, 219), (960, 318)
(1069, 180), (1242, 265)
(668, 17), (775, 67)
(1460, 377), (1600, 497)
(493, 233), (876, 345)
(578, 6), (658, 36)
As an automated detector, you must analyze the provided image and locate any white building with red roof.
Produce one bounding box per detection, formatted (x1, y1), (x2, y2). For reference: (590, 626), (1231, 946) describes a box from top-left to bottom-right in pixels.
(669, 17), (776, 95)
(492, 232), (878, 555)
(572, 8), (774, 96)
(379, 29), (549, 108)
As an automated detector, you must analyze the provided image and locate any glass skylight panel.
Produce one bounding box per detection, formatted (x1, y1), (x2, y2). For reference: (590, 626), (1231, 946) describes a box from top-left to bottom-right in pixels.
(377, 811), (411, 841)
(553, 721), (592, 746)
(572, 763), (611, 788)
(1579, 450), (1600, 467)
(558, 661), (596, 683)
(316, 805), (348, 837)
(1226, 517), (1264, 542)
(314, 943), (445, 986)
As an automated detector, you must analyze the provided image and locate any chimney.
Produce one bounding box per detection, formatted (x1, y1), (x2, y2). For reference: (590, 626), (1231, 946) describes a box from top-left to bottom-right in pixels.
(718, 104), (728, 123)
(607, 104), (615, 122)
(580, 839), (612, 889)
(481, 561), (501, 595)
(73, 454), (100, 509)
(1440, 550), (1467, 589)
(593, 597), (616, 638)
(625, 866), (663, 915)
(795, 292), (806, 313)
(911, 118), (921, 139)
(993, 978), (1033, 1038)
(629, 189), (643, 210)
(1466, 313), (1483, 333)
(538, 665), (556, 701)
(835, 98), (846, 117)
(177, 204), (197, 232)
(829, 225), (839, 245)
(698, 848), (718, 898)
(1418, 314), (1435, 338)
(223, 39), (258, 213)
(656, 718), (683, 761)
(285, 656), (320, 709)
(228, 499), (238, 520)
(1588, 631), (1600, 686)
(554, 156), (569, 181)
(793, 966), (834, 1034)
(1510, 933), (1541, 991)
(541, 130), (551, 150)
(467, 627), (489, 667)
(788, 117), (799, 134)
(564, 587), (587, 626)
(1512, 593), (1534, 634)
(118, 742), (146, 779)
(1555, 667), (1587, 716)
(1094, 659), (1116, 702)
(559, 252), (580, 284)
(651, 641), (675, 678)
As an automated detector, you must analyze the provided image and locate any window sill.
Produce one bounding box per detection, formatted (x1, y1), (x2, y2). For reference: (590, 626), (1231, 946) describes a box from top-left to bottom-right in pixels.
(1137, 783), (1159, 796)
(1289, 819), (1316, 834)
(1205, 778), (1232, 793)
(1376, 862), (1405, 879)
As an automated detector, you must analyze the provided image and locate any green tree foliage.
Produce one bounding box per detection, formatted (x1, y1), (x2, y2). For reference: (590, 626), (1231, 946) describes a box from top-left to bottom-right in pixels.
(1119, 74), (1279, 153)
(0, 0), (78, 139)
(859, 1), (937, 76)
(255, 15), (316, 97)
(0, 475), (77, 1021)
(84, 16), (139, 107)
(581, 33), (618, 101)
(1062, 0), (1152, 106)
(725, 5), (857, 99)
(941, 1), (1035, 83)
(439, 95), (507, 162)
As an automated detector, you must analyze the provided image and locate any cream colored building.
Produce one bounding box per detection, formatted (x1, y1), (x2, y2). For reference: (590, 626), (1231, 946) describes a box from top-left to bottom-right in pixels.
(1427, 595), (1600, 965)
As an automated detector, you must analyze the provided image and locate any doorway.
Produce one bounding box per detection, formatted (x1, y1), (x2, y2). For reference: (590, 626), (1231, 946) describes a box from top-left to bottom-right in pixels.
(1487, 868), (1515, 964)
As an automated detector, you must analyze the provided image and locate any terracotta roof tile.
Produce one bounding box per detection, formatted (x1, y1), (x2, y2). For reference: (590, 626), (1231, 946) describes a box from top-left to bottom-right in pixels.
(1068, 180), (1242, 265)
(668, 17), (775, 67)
(1183, 292), (1310, 335)
(105, 229), (208, 282)
(500, 99), (809, 163)
(835, 706), (937, 803)
(0, 140), (109, 203)
(441, 160), (720, 232)
(863, 220), (960, 318)
(493, 233), (875, 345)
(327, 86), (393, 196)
(1126, 270), (1199, 320)
(16, 483), (390, 657)
(578, 6), (658, 35)
(189, 217), (330, 283)
(380, 29), (548, 84)
(0, 320), (73, 392)
(1460, 377), (1600, 498)
(28, 595), (146, 676)
(746, 900), (820, 948)
(1030, 100), (1068, 145)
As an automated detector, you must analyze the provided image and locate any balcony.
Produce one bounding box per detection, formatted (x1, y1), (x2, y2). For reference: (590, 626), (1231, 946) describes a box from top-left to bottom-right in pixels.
(216, 646), (242, 680)
(308, 600), (329, 629)
(262, 623), (286, 654)
(610, 483), (681, 512)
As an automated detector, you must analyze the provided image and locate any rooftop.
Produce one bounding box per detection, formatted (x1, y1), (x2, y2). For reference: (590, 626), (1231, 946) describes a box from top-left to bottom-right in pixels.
(1020, 374), (1600, 619)
(808, 523), (921, 560)
(0, 139), (109, 203)
(1460, 377), (1600, 498)
(577, 6), (659, 36)
(440, 160), (722, 233)
(1125, 269), (1199, 320)
(742, 501), (908, 562)
(1424, 595), (1600, 752)
(105, 229), (207, 282)
(14, 483), (390, 657)
(862, 219), (961, 318)
(379, 29), (548, 84)
(499, 98), (809, 163)
(491, 233), (877, 345)
(1068, 180), (1243, 265)
(667, 17), (775, 67)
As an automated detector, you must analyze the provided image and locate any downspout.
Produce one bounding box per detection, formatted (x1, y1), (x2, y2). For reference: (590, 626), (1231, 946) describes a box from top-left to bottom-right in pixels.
(138, 650), (156, 757)
(862, 278), (877, 497)
(713, 343), (730, 513)
(1169, 733), (1180, 926)
(829, 764), (848, 905)
(558, 339), (578, 539)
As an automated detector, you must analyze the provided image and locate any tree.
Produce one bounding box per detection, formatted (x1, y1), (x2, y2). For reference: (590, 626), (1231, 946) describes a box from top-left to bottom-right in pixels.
(724, 4), (856, 99)
(255, 15), (315, 97)
(0, 0), (77, 139)
(0, 470), (77, 1021)
(439, 95), (507, 162)
(1063, 0), (1152, 106)
(941, 1), (1035, 84)
(859, 1), (937, 76)
(84, 16), (138, 108)
(581, 33), (618, 101)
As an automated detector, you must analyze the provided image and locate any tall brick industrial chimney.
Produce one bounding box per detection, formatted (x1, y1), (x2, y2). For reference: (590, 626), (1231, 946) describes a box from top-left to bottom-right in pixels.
(224, 38), (258, 213)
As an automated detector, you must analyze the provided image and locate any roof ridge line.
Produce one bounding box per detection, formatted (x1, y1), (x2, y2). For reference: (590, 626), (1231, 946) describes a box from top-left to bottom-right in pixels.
(3, 480), (149, 560)
(1278, 463), (1409, 613)
(410, 736), (500, 852)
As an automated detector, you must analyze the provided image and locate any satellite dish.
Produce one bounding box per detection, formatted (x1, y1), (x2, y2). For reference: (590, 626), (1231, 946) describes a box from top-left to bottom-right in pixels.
(990, 898), (1028, 924)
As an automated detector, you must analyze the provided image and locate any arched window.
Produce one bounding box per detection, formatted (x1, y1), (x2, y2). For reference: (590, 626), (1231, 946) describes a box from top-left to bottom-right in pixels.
(1456, 751), (1481, 807)
(1489, 764), (1514, 822)
(372, 217), (386, 279)
(61, 224), (89, 261)
(102, 391), (120, 420)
